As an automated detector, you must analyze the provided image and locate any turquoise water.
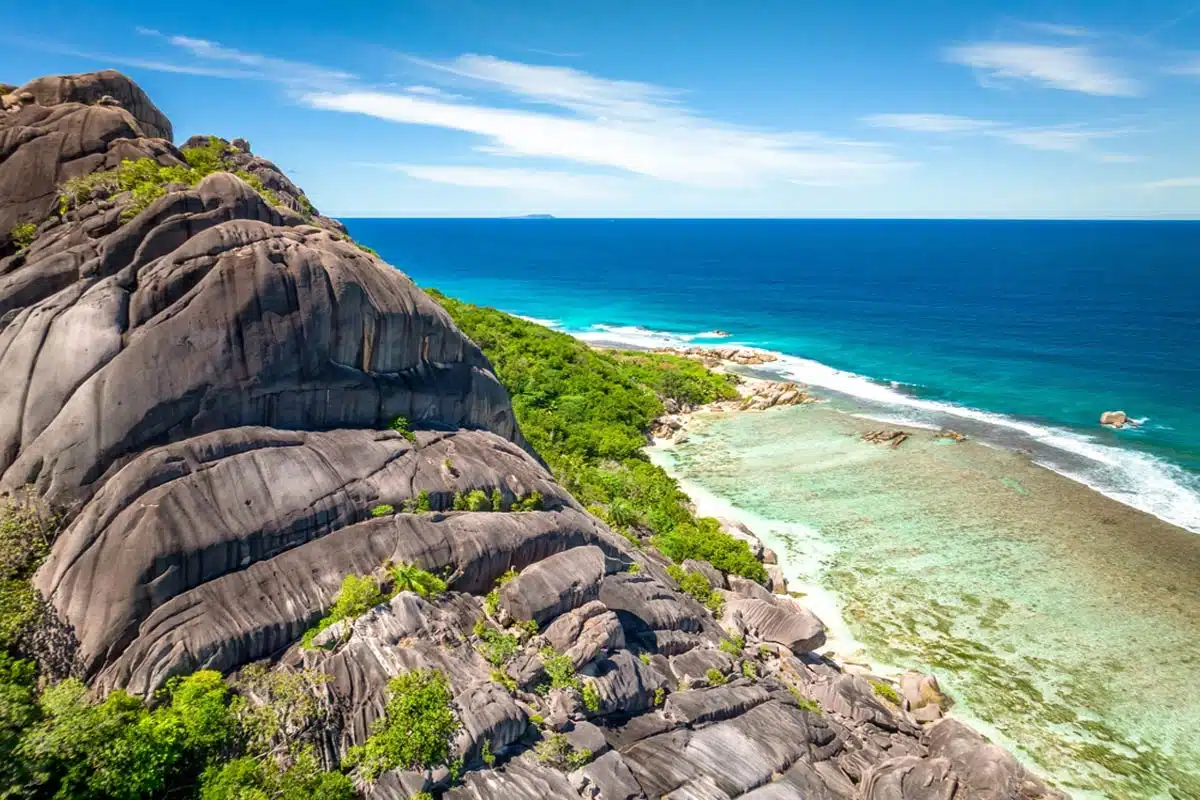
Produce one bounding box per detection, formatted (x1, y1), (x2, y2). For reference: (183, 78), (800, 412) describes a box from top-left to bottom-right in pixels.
(661, 405), (1200, 799)
(348, 218), (1200, 534)
(347, 218), (1200, 797)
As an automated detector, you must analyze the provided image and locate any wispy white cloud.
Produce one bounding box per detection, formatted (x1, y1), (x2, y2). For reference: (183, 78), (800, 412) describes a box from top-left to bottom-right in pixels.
(133, 28), (354, 87)
(306, 56), (910, 189)
(945, 42), (1139, 96)
(373, 164), (625, 199)
(863, 113), (998, 133)
(403, 85), (466, 100)
(1143, 176), (1200, 189)
(865, 111), (1137, 160)
(1020, 22), (1094, 38)
(1166, 55), (1200, 76)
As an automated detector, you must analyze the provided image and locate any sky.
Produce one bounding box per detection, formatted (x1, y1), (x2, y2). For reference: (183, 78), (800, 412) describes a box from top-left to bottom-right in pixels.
(5, 0), (1200, 218)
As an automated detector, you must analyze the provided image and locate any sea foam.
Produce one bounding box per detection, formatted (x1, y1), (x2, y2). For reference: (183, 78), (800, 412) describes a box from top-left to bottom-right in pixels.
(569, 321), (1200, 534)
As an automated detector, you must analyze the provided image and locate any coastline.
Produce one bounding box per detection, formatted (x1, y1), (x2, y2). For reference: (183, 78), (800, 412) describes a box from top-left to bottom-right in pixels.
(621, 344), (1200, 797)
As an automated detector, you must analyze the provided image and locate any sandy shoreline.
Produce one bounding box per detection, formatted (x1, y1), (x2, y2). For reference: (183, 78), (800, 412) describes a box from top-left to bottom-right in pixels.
(626, 345), (1200, 796)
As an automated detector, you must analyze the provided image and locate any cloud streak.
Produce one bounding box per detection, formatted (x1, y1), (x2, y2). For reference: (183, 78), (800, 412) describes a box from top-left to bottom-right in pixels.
(373, 164), (625, 199)
(865, 112), (1137, 159)
(1143, 176), (1200, 189)
(133, 28), (354, 88)
(945, 42), (1139, 96)
(306, 55), (910, 189)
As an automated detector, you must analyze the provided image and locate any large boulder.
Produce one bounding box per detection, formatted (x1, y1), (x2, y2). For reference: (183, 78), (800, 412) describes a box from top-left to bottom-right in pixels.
(725, 597), (826, 654)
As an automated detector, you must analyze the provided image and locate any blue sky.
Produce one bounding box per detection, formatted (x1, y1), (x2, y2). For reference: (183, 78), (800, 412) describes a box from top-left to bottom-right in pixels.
(6, 0), (1200, 217)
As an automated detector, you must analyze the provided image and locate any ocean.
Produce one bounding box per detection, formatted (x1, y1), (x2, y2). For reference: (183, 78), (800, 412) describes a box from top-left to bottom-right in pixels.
(347, 218), (1200, 797)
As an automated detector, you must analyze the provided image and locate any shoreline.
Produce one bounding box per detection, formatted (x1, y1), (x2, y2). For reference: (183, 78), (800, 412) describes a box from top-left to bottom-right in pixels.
(618, 342), (1200, 797)
(577, 332), (1200, 536)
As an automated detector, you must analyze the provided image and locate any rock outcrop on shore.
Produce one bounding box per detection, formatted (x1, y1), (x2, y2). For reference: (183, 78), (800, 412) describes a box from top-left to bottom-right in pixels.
(1, 71), (1065, 800)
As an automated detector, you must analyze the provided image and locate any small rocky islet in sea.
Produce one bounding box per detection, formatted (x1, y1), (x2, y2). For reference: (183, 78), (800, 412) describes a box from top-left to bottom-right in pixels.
(0, 71), (1064, 799)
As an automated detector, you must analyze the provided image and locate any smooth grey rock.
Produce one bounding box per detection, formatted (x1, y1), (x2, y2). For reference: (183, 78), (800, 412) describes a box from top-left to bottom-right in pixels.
(681, 559), (724, 589)
(728, 575), (774, 601)
(584, 649), (667, 716)
(663, 683), (771, 726)
(600, 573), (708, 637)
(577, 750), (646, 800)
(565, 720), (610, 756)
(726, 597), (826, 654)
(926, 719), (1067, 800)
(669, 648), (734, 685)
(444, 759), (580, 799)
(500, 545), (609, 625)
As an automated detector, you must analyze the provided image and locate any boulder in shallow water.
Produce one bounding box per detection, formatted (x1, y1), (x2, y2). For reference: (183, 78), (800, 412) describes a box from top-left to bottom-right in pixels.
(1100, 410), (1129, 428)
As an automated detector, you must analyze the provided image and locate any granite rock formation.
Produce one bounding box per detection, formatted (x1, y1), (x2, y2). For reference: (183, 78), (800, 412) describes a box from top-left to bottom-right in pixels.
(1, 71), (1066, 800)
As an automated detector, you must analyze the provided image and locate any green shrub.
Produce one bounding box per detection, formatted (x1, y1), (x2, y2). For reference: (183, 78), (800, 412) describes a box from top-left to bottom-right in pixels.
(625, 561), (641, 574)
(355, 243), (379, 257)
(416, 489), (432, 512)
(389, 562), (446, 599)
(742, 661), (757, 679)
(581, 680), (601, 712)
(788, 685), (822, 714)
(200, 747), (354, 800)
(466, 489), (490, 512)
(345, 669), (460, 778)
(481, 737), (496, 766)
(540, 648), (580, 692)
(452, 491), (468, 511)
(638, 652), (651, 665)
(301, 573), (384, 648)
(534, 732), (590, 769)
(389, 415), (416, 442)
(369, 504), (394, 518)
(297, 194), (316, 216)
(490, 669), (517, 694)
(705, 668), (727, 686)
(9, 222), (36, 252)
(719, 635), (745, 657)
(871, 680), (902, 706)
(491, 488), (504, 512)
(474, 621), (519, 667)
(512, 491), (544, 511)
(653, 687), (665, 706)
(483, 588), (501, 617)
(666, 565), (725, 617)
(18, 671), (237, 798)
(0, 494), (56, 649)
(655, 518), (767, 584)
(56, 137), (283, 223)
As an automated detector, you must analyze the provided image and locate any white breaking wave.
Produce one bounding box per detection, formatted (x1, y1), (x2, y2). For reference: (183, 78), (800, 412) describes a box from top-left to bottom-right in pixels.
(562, 321), (1200, 534)
(513, 314), (563, 328)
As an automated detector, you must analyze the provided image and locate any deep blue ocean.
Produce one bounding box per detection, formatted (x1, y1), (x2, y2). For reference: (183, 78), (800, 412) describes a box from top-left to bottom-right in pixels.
(346, 219), (1200, 532)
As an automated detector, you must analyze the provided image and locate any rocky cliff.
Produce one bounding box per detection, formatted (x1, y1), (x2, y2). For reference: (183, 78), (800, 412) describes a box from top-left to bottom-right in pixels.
(0, 71), (1063, 800)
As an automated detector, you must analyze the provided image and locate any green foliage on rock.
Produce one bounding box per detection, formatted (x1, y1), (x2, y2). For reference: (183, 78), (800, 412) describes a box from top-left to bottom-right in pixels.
(345, 669), (460, 779)
(9, 222), (36, 252)
(369, 504), (394, 518)
(474, 620), (519, 667)
(705, 668), (727, 686)
(57, 137), (281, 223)
(719, 635), (745, 657)
(429, 292), (765, 583)
(534, 732), (591, 769)
(666, 564), (726, 617)
(199, 747), (355, 800)
(871, 680), (902, 706)
(512, 491), (544, 511)
(389, 415), (417, 441)
(301, 574), (385, 648)
(389, 561), (446, 599)
(581, 680), (601, 713)
(539, 648), (581, 692)
(0, 494), (56, 651)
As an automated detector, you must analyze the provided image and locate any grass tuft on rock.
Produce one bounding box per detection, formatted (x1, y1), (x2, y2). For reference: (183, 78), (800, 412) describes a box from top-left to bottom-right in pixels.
(9, 222), (36, 252)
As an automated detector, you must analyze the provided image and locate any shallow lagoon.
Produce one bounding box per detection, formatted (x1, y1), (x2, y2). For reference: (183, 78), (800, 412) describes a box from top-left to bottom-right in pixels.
(658, 401), (1200, 799)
